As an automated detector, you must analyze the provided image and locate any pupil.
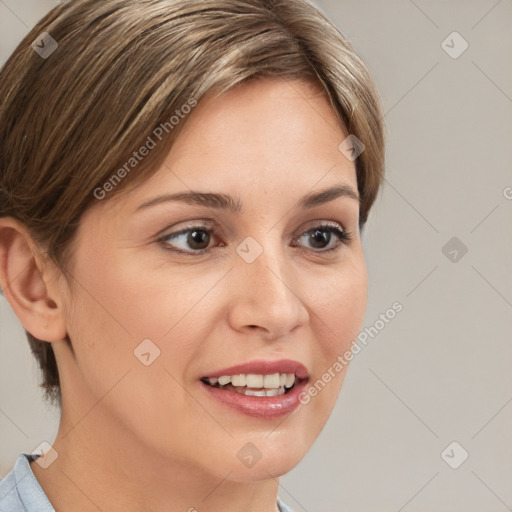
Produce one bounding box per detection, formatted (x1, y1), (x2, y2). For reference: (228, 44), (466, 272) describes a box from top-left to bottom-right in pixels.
(189, 230), (209, 249)
(310, 229), (330, 249)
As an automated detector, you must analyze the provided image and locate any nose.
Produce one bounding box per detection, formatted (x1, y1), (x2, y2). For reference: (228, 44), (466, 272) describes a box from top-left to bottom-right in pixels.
(227, 239), (309, 340)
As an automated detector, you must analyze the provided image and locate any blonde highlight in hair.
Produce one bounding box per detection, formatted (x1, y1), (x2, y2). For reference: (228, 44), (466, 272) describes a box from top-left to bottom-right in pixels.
(0, 0), (385, 406)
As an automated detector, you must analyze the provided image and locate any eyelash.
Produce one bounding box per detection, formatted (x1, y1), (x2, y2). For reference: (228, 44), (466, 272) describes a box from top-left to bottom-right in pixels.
(157, 222), (353, 256)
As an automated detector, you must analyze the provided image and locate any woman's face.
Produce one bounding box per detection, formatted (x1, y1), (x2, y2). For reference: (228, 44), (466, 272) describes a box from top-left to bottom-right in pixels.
(55, 78), (367, 481)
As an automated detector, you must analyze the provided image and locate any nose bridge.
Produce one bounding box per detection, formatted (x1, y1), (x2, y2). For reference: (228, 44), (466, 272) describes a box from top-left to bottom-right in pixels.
(238, 228), (288, 293)
(246, 244), (289, 304)
(229, 230), (308, 337)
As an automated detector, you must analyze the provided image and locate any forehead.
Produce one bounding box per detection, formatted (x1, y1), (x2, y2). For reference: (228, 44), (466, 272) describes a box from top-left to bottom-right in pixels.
(98, 78), (356, 217)
(177, 78), (345, 156)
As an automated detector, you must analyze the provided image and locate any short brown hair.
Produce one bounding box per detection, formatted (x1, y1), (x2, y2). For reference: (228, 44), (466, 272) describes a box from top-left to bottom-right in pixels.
(0, 0), (385, 407)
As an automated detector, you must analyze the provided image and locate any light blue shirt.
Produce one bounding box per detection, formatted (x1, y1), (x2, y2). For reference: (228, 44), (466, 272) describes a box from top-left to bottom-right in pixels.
(1, 453), (295, 512)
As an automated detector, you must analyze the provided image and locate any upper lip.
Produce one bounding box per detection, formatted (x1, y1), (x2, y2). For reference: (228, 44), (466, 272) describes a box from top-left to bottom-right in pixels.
(202, 359), (309, 380)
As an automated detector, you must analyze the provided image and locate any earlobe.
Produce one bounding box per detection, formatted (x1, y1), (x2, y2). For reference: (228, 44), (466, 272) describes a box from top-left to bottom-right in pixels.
(0, 218), (68, 343)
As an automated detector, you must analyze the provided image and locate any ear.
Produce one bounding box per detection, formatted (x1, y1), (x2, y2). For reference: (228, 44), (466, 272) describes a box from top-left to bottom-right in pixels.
(0, 217), (68, 343)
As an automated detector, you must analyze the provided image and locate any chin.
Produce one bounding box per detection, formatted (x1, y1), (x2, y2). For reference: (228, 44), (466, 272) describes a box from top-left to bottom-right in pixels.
(220, 434), (310, 482)
(225, 454), (305, 483)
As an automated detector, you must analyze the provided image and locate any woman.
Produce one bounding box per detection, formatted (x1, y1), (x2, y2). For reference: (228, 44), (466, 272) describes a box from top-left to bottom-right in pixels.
(0, 0), (385, 510)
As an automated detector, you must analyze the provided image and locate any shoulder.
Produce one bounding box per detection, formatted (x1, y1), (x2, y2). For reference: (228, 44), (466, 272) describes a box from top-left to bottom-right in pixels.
(277, 495), (296, 512)
(0, 453), (54, 511)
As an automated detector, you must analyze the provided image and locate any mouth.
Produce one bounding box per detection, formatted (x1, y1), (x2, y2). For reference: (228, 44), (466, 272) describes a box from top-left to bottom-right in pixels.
(200, 373), (305, 397)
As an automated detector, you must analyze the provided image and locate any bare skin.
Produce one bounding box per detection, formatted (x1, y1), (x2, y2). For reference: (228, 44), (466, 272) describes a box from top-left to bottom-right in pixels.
(0, 78), (367, 512)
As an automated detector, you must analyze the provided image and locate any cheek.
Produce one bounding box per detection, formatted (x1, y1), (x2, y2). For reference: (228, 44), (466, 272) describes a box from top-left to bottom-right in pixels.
(328, 279), (366, 344)
(62, 269), (195, 443)
(310, 258), (368, 351)
(63, 251), (220, 396)
(303, 258), (367, 405)
(279, 260), (367, 448)
(71, 254), (183, 340)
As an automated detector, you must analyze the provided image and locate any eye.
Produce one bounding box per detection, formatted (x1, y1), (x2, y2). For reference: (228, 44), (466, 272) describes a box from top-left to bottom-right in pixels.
(158, 224), (217, 254)
(157, 221), (352, 255)
(292, 223), (352, 253)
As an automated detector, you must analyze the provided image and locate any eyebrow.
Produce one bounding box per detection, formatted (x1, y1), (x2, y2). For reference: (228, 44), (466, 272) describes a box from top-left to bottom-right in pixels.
(134, 184), (360, 213)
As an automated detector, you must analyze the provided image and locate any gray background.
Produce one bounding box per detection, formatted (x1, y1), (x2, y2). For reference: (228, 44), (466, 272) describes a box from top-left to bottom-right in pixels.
(1, 1), (511, 511)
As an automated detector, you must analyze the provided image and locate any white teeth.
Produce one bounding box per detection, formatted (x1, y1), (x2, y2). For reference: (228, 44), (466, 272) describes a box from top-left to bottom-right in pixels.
(246, 374), (264, 388)
(231, 374), (246, 387)
(205, 373), (296, 390)
(244, 388), (267, 397)
(243, 387), (286, 397)
(263, 373), (281, 388)
(264, 387), (285, 397)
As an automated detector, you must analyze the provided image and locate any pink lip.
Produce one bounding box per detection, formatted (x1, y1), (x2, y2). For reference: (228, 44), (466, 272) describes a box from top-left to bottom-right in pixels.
(202, 359), (310, 380)
(199, 376), (309, 418)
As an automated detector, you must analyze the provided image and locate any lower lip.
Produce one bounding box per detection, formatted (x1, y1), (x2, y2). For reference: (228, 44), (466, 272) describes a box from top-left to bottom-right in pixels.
(200, 379), (309, 418)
